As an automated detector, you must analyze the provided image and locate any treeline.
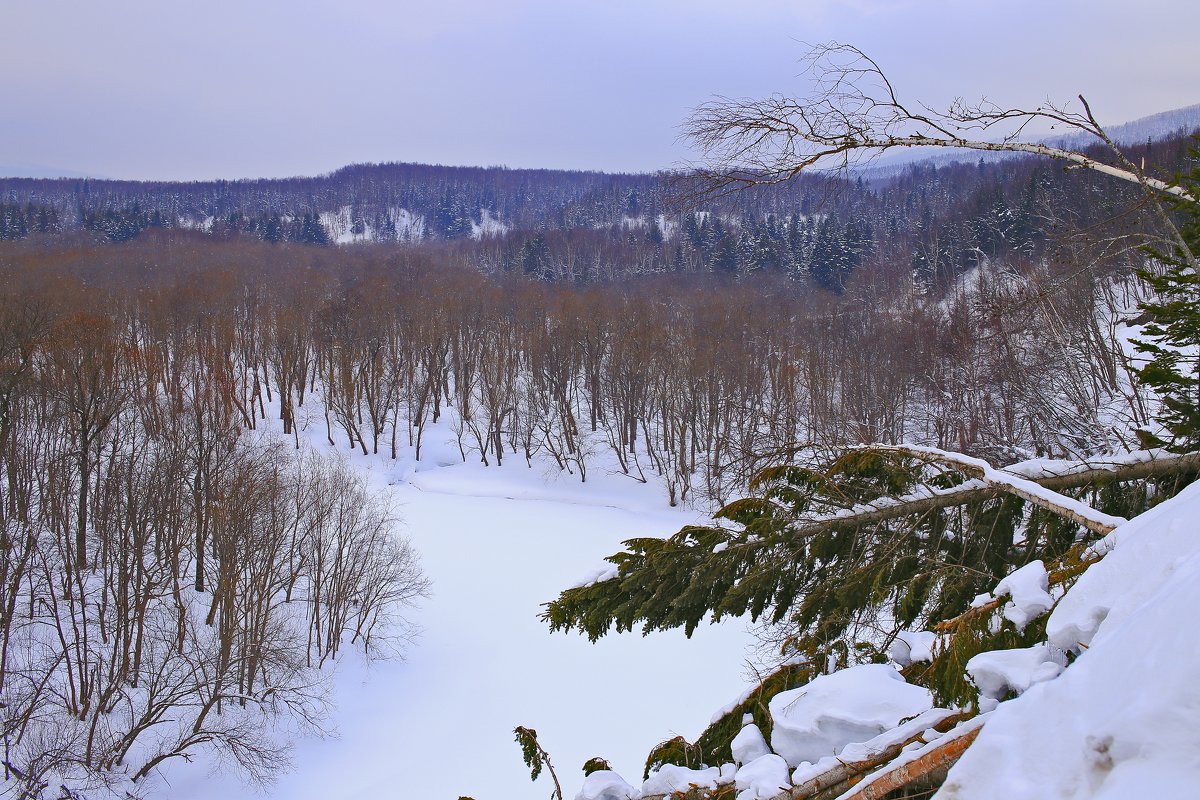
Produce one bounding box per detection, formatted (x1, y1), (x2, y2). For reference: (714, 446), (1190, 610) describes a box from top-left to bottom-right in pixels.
(2, 133), (1193, 294)
(0, 259), (428, 795)
(2, 230), (1148, 509)
(0, 202), (61, 240)
(471, 135), (1187, 289)
(0, 163), (653, 241)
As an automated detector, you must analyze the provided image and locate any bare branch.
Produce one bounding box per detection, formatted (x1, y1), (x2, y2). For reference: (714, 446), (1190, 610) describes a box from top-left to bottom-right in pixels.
(684, 42), (1197, 220)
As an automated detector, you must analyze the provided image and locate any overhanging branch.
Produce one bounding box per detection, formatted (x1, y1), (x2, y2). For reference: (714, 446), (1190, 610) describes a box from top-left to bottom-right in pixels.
(782, 449), (1199, 540)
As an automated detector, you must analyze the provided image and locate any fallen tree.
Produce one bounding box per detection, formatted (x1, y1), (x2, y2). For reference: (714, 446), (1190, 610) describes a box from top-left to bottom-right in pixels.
(834, 719), (983, 800)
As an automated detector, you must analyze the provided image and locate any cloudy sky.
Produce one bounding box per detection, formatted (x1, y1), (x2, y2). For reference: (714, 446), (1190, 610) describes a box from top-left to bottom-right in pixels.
(2, 0), (1196, 181)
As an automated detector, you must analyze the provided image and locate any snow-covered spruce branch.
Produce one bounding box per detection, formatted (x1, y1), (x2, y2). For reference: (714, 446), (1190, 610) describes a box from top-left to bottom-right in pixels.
(847, 444), (1129, 535)
(780, 448), (1199, 540)
(544, 447), (1196, 646)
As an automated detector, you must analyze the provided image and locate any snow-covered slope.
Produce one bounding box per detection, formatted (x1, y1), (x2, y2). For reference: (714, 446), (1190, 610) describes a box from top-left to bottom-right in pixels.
(564, 466), (1200, 800)
(939, 478), (1200, 799)
(133, 383), (1200, 800)
(161, 417), (752, 800)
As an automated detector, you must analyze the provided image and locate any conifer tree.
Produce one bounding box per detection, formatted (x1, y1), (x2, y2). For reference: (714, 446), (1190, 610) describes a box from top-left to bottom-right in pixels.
(1135, 146), (1200, 452)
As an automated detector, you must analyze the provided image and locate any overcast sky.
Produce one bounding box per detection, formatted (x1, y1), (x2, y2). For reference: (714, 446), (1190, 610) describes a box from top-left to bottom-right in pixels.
(2, 0), (1196, 181)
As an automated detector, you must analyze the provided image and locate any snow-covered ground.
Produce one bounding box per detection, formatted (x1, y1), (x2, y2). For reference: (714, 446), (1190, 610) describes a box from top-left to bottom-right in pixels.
(942, 474), (1200, 799)
(163, 414), (752, 800)
(137, 392), (1200, 800)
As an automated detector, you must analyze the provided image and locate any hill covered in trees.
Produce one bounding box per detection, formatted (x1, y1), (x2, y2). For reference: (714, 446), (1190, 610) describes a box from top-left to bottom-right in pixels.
(1, 100), (1198, 800)
(1, 129), (1196, 293)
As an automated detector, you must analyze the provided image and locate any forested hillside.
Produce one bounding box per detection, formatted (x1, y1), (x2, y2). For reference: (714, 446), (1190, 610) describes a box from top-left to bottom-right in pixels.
(1, 131), (1195, 291)
(1, 106), (1197, 800)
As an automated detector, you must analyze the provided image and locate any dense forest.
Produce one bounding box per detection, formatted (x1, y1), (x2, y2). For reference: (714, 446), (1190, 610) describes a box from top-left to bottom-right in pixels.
(1, 132), (1194, 292)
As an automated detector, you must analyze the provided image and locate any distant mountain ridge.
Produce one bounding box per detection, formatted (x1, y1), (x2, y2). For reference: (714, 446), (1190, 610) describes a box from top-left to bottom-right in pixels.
(0, 163), (111, 180)
(1072, 102), (1200, 147)
(1, 113), (1196, 291)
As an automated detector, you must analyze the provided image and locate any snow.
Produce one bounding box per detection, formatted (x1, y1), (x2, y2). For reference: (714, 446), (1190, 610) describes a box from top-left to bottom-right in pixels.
(969, 592), (992, 608)
(835, 707), (958, 763)
(887, 629), (937, 667)
(319, 205), (361, 244)
(318, 205), (427, 243)
(388, 207), (426, 241)
(731, 721), (771, 765)
(981, 468), (1127, 532)
(655, 214), (676, 241)
(162, 409), (752, 800)
(1047, 477), (1200, 653)
(642, 764), (723, 796)
(569, 563), (619, 589)
(709, 682), (760, 725)
(790, 756), (841, 788)
(577, 770), (641, 800)
(470, 208), (509, 240)
(965, 645), (1065, 712)
(61, 377), (1200, 800)
(940, 478), (1200, 799)
(866, 444), (1128, 533)
(991, 560), (1055, 632)
(767, 664), (933, 767)
(734, 754), (791, 800)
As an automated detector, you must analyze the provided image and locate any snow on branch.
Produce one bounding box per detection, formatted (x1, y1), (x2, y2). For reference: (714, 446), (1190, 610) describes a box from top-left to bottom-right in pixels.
(784, 447), (1200, 539)
(855, 445), (1127, 535)
(832, 715), (986, 800)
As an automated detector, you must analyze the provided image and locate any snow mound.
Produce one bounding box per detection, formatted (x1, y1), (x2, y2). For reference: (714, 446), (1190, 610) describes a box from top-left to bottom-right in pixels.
(965, 644), (1065, 712)
(941, 479), (1200, 799)
(887, 630), (937, 667)
(576, 770), (641, 800)
(768, 664), (933, 767)
(641, 764), (723, 796)
(992, 560), (1054, 631)
(836, 706), (959, 763)
(1048, 478), (1200, 653)
(734, 754), (791, 800)
(788, 707), (959, 788)
(731, 721), (771, 765)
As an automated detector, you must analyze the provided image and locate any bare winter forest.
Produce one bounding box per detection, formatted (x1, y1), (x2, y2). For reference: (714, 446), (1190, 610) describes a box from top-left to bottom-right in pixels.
(0, 114), (1197, 797)
(4, 0), (1200, 794)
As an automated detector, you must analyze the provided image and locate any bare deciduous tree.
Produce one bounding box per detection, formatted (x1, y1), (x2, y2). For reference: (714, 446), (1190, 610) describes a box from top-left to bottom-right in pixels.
(685, 42), (1197, 268)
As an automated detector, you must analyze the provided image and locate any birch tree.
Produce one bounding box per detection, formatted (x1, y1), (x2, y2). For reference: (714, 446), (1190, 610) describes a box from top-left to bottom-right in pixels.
(685, 42), (1197, 270)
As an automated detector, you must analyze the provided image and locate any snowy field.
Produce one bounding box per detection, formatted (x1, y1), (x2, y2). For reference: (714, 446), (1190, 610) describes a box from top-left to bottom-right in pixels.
(138, 396), (1200, 800)
(164, 414), (753, 800)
